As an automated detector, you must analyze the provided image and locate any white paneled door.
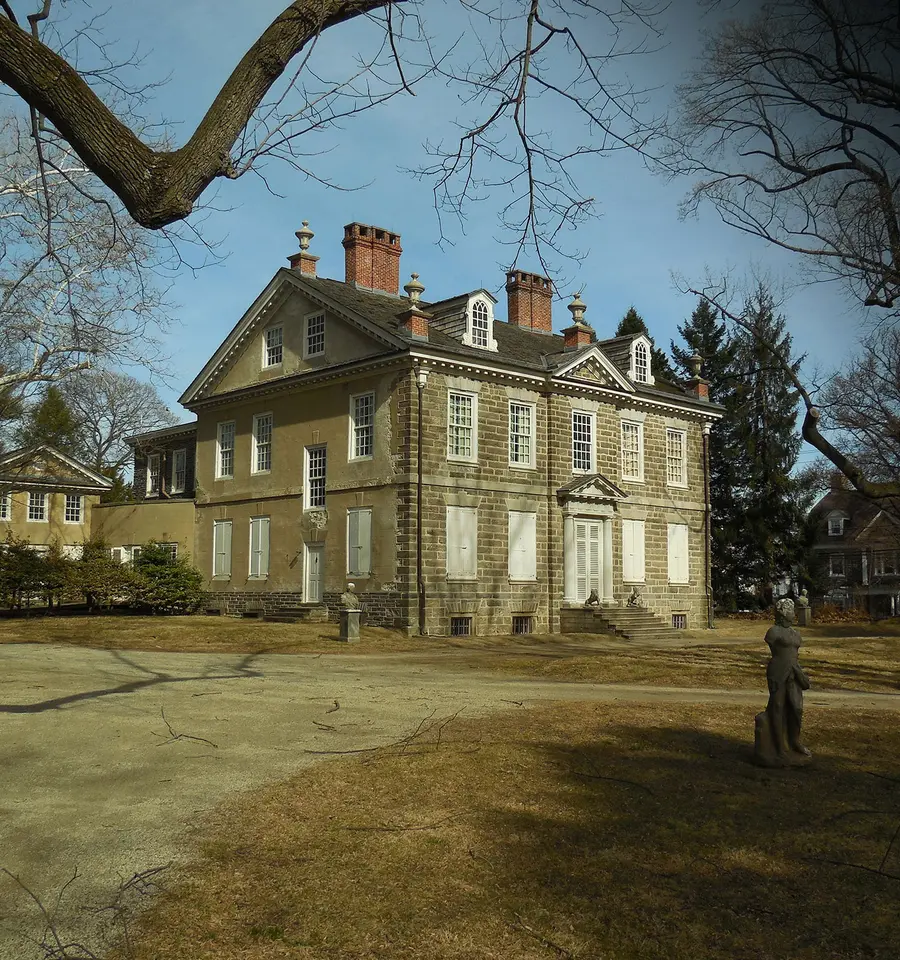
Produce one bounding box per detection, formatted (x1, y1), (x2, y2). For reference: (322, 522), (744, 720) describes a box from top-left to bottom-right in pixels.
(305, 543), (324, 603)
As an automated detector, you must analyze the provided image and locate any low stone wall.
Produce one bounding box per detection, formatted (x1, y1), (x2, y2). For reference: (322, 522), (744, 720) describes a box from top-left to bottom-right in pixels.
(204, 589), (413, 629)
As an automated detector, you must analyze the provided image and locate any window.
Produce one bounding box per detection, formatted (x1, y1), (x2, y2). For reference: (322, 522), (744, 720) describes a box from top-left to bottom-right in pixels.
(672, 613), (688, 630)
(347, 507), (372, 576)
(572, 411), (595, 473)
(129, 545), (142, 564)
(447, 392), (477, 461)
(161, 543), (178, 562)
(305, 445), (327, 509)
(110, 547), (125, 563)
(621, 421), (644, 481)
(512, 615), (533, 635)
(622, 518), (646, 583)
(249, 516), (270, 578)
(217, 421), (235, 479)
(508, 510), (537, 581)
(0, 492), (10, 520)
(172, 448), (187, 494)
(304, 311), (325, 358)
(634, 341), (650, 383)
(64, 495), (83, 524)
(213, 520), (233, 578)
(27, 492), (47, 522)
(471, 299), (490, 348)
(146, 453), (161, 496)
(351, 393), (375, 460)
(667, 523), (689, 584)
(446, 505), (477, 579)
(450, 616), (472, 637)
(829, 554), (845, 577)
(666, 429), (687, 486)
(252, 413), (273, 473)
(827, 515), (845, 536)
(509, 402), (535, 468)
(264, 326), (283, 367)
(874, 552), (897, 576)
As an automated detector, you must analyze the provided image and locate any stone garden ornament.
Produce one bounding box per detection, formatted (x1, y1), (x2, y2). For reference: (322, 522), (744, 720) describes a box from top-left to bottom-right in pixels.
(753, 598), (812, 767)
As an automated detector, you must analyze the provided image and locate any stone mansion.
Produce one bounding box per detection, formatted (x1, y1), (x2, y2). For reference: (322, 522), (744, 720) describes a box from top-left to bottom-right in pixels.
(84, 221), (722, 635)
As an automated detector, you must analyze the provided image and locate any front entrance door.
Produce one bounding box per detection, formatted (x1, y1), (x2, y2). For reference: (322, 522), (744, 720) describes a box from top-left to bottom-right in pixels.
(575, 521), (603, 601)
(305, 543), (324, 602)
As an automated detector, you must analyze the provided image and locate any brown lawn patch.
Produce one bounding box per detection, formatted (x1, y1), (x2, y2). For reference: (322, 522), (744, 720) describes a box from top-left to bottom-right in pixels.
(114, 700), (900, 960)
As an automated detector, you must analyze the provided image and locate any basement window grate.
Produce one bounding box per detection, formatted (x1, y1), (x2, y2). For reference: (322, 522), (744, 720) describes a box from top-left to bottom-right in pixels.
(512, 615), (533, 635)
(672, 613), (687, 630)
(450, 616), (473, 637)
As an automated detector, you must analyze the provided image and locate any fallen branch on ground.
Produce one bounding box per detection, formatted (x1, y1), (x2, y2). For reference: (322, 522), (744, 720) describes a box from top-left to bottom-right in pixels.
(152, 708), (218, 749)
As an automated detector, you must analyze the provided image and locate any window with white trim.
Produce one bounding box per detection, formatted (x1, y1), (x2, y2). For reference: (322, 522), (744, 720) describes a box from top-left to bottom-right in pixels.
(64, 495), (83, 524)
(446, 505), (477, 579)
(351, 393), (375, 460)
(829, 554), (845, 577)
(622, 518), (646, 583)
(874, 551), (897, 576)
(621, 421), (644, 481)
(249, 516), (270, 578)
(508, 510), (537, 581)
(160, 542), (178, 562)
(27, 492), (47, 522)
(213, 519), (232, 578)
(305, 445), (327, 509)
(0, 492), (10, 520)
(509, 402), (535, 468)
(447, 391), (477, 461)
(666, 429), (687, 486)
(572, 411), (595, 473)
(171, 448), (187, 494)
(304, 311), (325, 358)
(347, 507), (372, 576)
(667, 523), (689, 584)
(471, 299), (490, 348)
(146, 453), (161, 495)
(827, 515), (845, 536)
(634, 341), (650, 383)
(110, 546), (125, 563)
(264, 326), (283, 367)
(216, 421), (235, 479)
(252, 413), (273, 473)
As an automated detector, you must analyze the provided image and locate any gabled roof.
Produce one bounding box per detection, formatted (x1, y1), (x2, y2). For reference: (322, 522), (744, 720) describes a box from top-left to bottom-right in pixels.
(126, 421), (198, 447)
(0, 445), (113, 492)
(810, 488), (900, 544)
(549, 345), (636, 392)
(557, 472), (628, 501)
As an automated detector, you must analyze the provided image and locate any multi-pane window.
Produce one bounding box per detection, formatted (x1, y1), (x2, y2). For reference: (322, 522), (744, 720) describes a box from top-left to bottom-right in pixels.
(667, 523), (689, 584)
(305, 445), (327, 509)
(621, 421), (644, 481)
(874, 552), (897, 576)
(509, 402), (535, 467)
(64, 495), (83, 524)
(172, 449), (187, 494)
(249, 516), (270, 578)
(447, 392), (476, 460)
(27, 492), (46, 521)
(446, 505), (477, 579)
(351, 393), (375, 459)
(827, 515), (845, 536)
(161, 543), (178, 562)
(252, 414), (273, 473)
(0, 492), (10, 520)
(572, 411), (594, 473)
(305, 312), (325, 357)
(347, 507), (373, 576)
(634, 341), (650, 383)
(217, 421), (235, 479)
(146, 453), (161, 495)
(264, 326), (283, 367)
(829, 554), (845, 577)
(471, 299), (490, 348)
(666, 429), (687, 486)
(213, 520), (233, 578)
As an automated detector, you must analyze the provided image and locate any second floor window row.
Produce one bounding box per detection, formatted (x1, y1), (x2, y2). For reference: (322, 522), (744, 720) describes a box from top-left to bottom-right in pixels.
(572, 412), (594, 473)
(253, 414), (273, 473)
(448, 392), (475, 460)
(306, 445), (327, 508)
(352, 394), (375, 459)
(217, 421), (235, 479)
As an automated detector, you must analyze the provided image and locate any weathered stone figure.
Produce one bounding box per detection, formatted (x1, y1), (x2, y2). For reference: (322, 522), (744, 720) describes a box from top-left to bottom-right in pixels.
(583, 589), (601, 607)
(796, 587), (811, 626)
(338, 583), (361, 642)
(340, 582), (360, 610)
(626, 586), (642, 607)
(753, 598), (812, 767)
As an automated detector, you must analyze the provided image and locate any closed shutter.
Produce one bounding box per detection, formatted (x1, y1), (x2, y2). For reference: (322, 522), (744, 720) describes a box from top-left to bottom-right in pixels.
(668, 523), (689, 583)
(447, 506), (477, 578)
(575, 522), (588, 599)
(250, 517), (270, 577)
(623, 519), (645, 582)
(348, 508), (372, 575)
(508, 511), (537, 580)
(214, 520), (232, 577)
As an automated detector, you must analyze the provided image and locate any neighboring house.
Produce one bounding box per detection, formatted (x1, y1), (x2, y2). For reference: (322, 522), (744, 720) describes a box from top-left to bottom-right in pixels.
(109, 219), (720, 635)
(0, 445), (112, 555)
(809, 485), (900, 617)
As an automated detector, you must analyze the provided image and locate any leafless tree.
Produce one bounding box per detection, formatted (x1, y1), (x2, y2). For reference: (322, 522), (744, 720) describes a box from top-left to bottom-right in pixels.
(0, 0), (665, 270)
(61, 370), (177, 472)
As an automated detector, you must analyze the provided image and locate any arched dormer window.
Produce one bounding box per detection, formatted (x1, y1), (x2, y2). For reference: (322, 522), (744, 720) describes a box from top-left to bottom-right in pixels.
(827, 511), (848, 536)
(634, 341), (649, 383)
(471, 299), (490, 348)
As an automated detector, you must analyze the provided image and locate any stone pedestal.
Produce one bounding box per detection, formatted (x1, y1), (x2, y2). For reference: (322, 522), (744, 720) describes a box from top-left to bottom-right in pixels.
(797, 606), (811, 627)
(339, 609), (361, 642)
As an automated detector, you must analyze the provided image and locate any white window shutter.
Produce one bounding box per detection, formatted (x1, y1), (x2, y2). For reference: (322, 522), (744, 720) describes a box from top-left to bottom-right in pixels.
(668, 523), (689, 584)
(214, 520), (232, 577)
(575, 522), (587, 598)
(258, 518), (270, 577)
(622, 520), (634, 582)
(447, 507), (462, 577)
(508, 511), (536, 580)
(589, 523), (600, 586)
(462, 507), (477, 577)
(349, 508), (372, 575)
(635, 521), (645, 582)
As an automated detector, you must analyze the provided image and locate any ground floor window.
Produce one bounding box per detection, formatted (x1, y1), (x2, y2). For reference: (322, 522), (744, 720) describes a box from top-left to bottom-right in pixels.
(671, 613), (687, 629)
(512, 615), (533, 635)
(450, 616), (473, 637)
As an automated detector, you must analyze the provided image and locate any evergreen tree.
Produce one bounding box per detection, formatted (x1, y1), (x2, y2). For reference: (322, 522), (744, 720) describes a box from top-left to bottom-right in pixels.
(14, 385), (83, 456)
(615, 306), (676, 381)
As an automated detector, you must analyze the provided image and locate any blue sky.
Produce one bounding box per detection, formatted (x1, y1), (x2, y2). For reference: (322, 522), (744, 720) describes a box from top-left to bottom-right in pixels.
(95, 1), (856, 468)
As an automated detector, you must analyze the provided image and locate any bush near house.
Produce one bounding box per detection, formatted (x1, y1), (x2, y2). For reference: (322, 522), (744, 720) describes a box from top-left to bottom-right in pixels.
(0, 533), (45, 608)
(129, 540), (204, 615)
(70, 537), (139, 610)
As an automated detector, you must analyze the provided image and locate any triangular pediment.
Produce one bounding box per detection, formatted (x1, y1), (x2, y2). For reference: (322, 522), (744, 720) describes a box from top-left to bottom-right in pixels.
(553, 346), (635, 393)
(0, 445), (112, 492)
(558, 472), (628, 502)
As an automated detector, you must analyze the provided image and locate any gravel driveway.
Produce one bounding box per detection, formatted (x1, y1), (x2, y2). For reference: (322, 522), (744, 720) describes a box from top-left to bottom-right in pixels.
(2, 642), (896, 958)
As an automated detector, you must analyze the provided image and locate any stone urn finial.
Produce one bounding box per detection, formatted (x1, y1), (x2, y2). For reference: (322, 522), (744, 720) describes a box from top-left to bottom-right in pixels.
(296, 220), (314, 251)
(688, 353), (703, 378)
(404, 272), (425, 304)
(568, 292), (587, 324)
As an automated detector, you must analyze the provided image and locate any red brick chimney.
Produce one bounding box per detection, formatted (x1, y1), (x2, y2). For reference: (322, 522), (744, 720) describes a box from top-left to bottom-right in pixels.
(685, 353), (710, 400)
(343, 222), (402, 294)
(287, 220), (319, 276)
(506, 270), (553, 333)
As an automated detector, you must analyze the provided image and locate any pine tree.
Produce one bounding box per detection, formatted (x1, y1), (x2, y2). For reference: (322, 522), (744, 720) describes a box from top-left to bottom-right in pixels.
(14, 385), (83, 456)
(615, 306), (676, 382)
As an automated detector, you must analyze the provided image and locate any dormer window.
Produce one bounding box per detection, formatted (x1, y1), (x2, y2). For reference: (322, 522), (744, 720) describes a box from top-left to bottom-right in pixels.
(462, 293), (498, 352)
(627, 336), (655, 385)
(827, 513), (847, 536)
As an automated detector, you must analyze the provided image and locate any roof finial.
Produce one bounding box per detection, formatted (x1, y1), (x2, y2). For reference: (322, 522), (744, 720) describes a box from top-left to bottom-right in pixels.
(296, 220), (314, 252)
(688, 353), (703, 378)
(568, 291), (587, 325)
(404, 272), (425, 304)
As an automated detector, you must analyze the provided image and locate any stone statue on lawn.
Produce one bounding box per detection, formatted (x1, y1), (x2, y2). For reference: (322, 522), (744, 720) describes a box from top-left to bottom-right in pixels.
(753, 598), (812, 767)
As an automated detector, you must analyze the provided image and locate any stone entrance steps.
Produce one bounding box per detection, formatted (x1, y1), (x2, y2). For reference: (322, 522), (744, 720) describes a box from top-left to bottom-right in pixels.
(263, 603), (329, 624)
(560, 604), (680, 642)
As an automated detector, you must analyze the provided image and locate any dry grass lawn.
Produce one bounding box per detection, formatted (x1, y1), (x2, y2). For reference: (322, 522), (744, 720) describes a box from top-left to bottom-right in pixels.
(116, 700), (900, 960)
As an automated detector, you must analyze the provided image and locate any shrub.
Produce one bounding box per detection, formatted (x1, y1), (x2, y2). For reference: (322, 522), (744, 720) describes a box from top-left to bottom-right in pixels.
(0, 533), (44, 608)
(70, 537), (138, 610)
(129, 541), (203, 615)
